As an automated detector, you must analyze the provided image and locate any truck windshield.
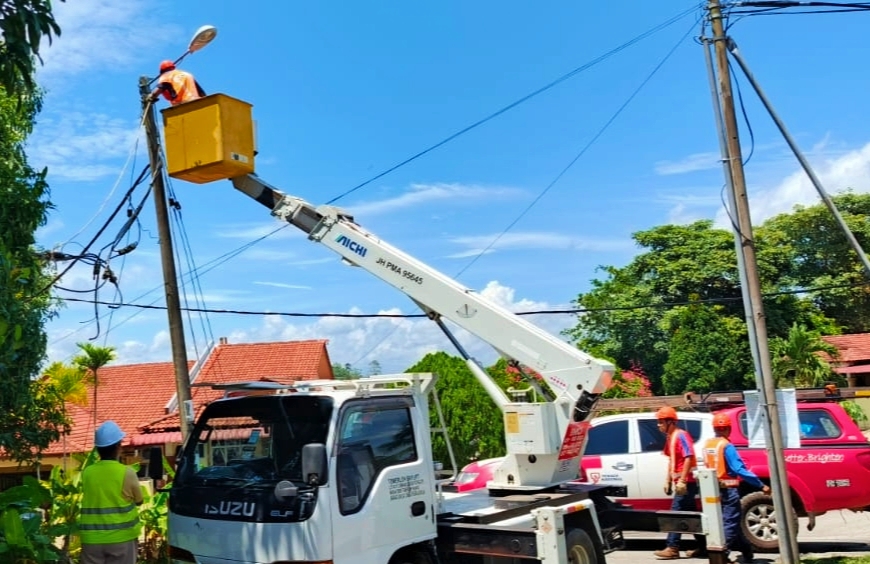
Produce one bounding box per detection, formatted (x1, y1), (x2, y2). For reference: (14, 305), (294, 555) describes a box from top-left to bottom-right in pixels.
(175, 395), (333, 487)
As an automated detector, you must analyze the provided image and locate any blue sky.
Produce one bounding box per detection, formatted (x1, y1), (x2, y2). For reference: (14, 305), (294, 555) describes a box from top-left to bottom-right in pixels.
(30, 0), (870, 373)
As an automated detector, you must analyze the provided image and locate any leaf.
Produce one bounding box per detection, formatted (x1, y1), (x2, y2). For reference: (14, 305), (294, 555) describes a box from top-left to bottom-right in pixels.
(0, 509), (31, 548)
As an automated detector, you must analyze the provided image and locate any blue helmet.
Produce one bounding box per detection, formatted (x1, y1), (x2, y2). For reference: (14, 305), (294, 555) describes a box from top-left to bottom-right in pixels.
(95, 420), (126, 448)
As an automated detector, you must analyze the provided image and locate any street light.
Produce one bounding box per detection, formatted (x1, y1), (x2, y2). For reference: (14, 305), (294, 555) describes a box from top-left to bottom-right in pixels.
(148, 24), (218, 85)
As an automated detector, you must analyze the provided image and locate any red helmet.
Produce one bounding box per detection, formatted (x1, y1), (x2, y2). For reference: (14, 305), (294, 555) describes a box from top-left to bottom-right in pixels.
(656, 406), (678, 421)
(712, 413), (731, 429)
(159, 60), (176, 73)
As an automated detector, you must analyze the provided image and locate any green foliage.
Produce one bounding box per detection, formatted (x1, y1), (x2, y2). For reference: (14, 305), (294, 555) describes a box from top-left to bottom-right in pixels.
(406, 352), (509, 466)
(138, 489), (169, 563)
(0, 0), (64, 96)
(0, 474), (61, 563)
(72, 343), (116, 429)
(662, 303), (754, 394)
(602, 362), (653, 399)
(770, 323), (838, 388)
(332, 363), (362, 380)
(840, 400), (868, 427)
(0, 82), (65, 464)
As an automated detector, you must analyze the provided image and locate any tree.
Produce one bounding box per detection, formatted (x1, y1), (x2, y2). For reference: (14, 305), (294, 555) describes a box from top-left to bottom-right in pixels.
(332, 363), (362, 380)
(602, 361), (653, 399)
(770, 323), (839, 388)
(73, 343), (116, 429)
(661, 303), (754, 394)
(367, 360), (382, 377)
(0, 0), (64, 96)
(42, 361), (89, 470)
(406, 352), (508, 466)
(0, 80), (65, 464)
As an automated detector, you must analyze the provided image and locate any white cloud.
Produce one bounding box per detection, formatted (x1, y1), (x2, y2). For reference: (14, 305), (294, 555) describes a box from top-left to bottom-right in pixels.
(713, 141), (870, 227)
(343, 183), (525, 216)
(75, 281), (577, 373)
(253, 282), (313, 290)
(38, 0), (180, 81)
(655, 152), (721, 176)
(446, 231), (632, 258)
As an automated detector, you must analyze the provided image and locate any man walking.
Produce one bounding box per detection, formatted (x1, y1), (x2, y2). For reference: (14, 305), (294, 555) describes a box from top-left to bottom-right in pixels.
(149, 60), (206, 106)
(653, 406), (706, 559)
(79, 420), (144, 564)
(703, 413), (771, 563)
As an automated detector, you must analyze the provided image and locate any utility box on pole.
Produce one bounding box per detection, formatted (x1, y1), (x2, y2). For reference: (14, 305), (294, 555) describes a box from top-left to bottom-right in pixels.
(162, 93), (256, 184)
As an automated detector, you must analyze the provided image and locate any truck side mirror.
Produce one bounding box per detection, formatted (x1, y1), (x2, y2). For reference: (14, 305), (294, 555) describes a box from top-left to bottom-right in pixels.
(302, 443), (328, 486)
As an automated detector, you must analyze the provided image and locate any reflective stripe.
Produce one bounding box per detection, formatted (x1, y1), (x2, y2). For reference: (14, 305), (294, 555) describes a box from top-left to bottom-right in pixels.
(81, 504), (136, 515)
(79, 518), (141, 531)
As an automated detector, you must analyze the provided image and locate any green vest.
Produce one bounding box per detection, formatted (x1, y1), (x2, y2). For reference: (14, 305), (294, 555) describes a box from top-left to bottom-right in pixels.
(79, 460), (142, 544)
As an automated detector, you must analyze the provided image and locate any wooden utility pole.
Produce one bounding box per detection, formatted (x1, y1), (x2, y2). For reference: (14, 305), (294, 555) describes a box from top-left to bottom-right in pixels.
(705, 2), (800, 562)
(139, 76), (193, 442)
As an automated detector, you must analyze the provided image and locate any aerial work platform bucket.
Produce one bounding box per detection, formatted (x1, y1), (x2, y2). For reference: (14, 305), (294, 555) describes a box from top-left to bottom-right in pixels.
(161, 93), (255, 184)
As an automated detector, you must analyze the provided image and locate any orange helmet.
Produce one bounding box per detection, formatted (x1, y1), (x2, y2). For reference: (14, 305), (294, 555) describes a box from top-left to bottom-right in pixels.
(712, 413), (731, 428)
(159, 60), (176, 73)
(656, 406), (678, 421)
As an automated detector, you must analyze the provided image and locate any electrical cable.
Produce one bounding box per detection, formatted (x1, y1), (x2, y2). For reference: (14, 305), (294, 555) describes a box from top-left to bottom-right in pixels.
(55, 280), (870, 317)
(322, 4), (701, 206)
(455, 16), (701, 278)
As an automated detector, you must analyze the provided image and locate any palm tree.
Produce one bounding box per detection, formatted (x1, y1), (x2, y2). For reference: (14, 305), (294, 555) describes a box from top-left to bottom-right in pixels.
(73, 343), (117, 430)
(42, 361), (90, 471)
(771, 324), (839, 388)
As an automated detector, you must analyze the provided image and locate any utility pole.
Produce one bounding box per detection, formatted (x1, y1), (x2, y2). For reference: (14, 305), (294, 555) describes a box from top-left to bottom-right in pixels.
(705, 2), (800, 563)
(139, 77), (193, 442)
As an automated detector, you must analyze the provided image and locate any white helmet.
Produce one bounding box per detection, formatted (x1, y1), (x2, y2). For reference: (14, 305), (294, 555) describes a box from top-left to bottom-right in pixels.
(95, 420), (126, 448)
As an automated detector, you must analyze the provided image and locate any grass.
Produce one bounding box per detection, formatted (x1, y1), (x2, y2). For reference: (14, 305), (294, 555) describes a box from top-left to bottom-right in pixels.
(802, 557), (870, 564)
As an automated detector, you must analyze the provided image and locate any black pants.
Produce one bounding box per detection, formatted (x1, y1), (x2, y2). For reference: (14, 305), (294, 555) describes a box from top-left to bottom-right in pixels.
(722, 487), (754, 558)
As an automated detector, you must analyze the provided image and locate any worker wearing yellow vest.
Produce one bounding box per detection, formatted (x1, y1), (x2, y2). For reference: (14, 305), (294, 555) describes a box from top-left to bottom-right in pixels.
(704, 413), (771, 563)
(149, 60), (206, 106)
(79, 421), (144, 564)
(653, 406), (707, 560)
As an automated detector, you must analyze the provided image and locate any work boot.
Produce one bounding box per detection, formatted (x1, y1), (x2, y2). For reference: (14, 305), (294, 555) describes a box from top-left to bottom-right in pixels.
(654, 547), (681, 559)
(686, 549), (708, 558)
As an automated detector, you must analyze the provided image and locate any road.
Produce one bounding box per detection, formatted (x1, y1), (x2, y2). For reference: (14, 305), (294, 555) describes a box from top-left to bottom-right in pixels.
(605, 512), (870, 563)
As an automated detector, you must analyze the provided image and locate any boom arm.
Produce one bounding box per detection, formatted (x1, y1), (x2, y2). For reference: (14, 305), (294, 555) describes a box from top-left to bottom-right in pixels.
(231, 174), (614, 490)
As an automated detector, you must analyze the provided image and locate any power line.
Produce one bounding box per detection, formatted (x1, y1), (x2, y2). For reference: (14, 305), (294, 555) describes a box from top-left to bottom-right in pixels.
(56, 280), (870, 319)
(456, 16), (701, 278)
(323, 4), (699, 206)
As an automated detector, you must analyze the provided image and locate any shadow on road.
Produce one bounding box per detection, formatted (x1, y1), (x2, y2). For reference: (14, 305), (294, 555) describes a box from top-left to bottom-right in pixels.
(623, 539), (870, 556)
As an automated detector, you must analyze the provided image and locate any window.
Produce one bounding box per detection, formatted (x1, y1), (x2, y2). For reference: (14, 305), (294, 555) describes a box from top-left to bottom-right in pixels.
(738, 409), (842, 440)
(585, 420), (629, 455)
(337, 400), (417, 514)
(638, 418), (702, 453)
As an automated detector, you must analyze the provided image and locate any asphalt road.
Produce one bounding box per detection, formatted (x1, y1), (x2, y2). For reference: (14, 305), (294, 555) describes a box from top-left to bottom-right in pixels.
(605, 512), (870, 564)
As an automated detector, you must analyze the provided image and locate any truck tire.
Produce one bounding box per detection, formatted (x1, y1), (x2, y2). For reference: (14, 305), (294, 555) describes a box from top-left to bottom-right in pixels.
(740, 491), (798, 553)
(566, 528), (598, 564)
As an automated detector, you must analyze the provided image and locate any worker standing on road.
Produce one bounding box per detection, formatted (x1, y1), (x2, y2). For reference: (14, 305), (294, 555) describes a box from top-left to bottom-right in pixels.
(704, 413), (771, 563)
(149, 60), (206, 106)
(79, 421), (144, 564)
(654, 406), (706, 560)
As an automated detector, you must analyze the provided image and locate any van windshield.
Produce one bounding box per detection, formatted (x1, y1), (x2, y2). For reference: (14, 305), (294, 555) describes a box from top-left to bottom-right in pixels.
(175, 395), (333, 487)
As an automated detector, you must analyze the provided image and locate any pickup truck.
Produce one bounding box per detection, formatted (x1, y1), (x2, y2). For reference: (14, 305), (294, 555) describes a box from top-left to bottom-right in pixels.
(579, 402), (870, 552)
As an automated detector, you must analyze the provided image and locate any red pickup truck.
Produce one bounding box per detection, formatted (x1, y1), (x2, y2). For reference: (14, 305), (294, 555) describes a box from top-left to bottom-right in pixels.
(578, 402), (870, 551)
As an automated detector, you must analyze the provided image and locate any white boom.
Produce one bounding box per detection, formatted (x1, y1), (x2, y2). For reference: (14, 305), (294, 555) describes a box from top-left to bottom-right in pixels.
(231, 174), (615, 490)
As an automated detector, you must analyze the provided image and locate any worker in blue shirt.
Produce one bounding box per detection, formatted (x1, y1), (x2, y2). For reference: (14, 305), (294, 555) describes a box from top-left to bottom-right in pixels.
(702, 413), (771, 563)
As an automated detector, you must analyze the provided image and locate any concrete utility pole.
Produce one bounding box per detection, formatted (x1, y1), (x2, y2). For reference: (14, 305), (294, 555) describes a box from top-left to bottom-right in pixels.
(139, 77), (193, 442)
(705, 2), (800, 563)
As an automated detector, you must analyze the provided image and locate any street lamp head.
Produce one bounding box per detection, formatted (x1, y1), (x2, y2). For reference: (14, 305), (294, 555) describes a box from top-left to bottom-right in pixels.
(188, 25), (218, 54)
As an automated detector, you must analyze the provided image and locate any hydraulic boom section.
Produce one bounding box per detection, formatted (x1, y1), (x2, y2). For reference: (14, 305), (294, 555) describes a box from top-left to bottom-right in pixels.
(231, 174), (615, 490)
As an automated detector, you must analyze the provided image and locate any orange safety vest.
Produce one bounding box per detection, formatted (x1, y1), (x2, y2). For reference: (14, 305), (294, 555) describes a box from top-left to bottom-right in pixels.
(667, 429), (696, 482)
(157, 69), (202, 106)
(703, 436), (740, 488)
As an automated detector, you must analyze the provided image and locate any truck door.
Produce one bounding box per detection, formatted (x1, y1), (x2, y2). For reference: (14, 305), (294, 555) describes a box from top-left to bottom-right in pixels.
(331, 397), (437, 564)
(582, 418), (640, 498)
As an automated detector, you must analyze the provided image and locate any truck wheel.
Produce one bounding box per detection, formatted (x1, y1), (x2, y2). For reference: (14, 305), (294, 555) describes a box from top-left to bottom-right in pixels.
(566, 528), (598, 564)
(740, 491), (798, 553)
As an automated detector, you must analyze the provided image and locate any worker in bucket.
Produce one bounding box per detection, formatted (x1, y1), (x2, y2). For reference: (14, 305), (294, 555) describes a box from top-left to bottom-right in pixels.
(654, 406), (706, 560)
(79, 421), (144, 564)
(149, 60), (206, 106)
(703, 412), (771, 563)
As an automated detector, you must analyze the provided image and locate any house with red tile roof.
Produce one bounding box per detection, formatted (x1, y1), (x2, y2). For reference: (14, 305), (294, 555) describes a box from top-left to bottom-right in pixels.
(0, 338), (333, 489)
(821, 333), (870, 387)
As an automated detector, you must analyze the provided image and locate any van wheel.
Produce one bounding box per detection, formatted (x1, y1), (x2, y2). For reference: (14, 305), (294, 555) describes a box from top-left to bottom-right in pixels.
(566, 528), (598, 564)
(390, 548), (433, 564)
(740, 491), (798, 553)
